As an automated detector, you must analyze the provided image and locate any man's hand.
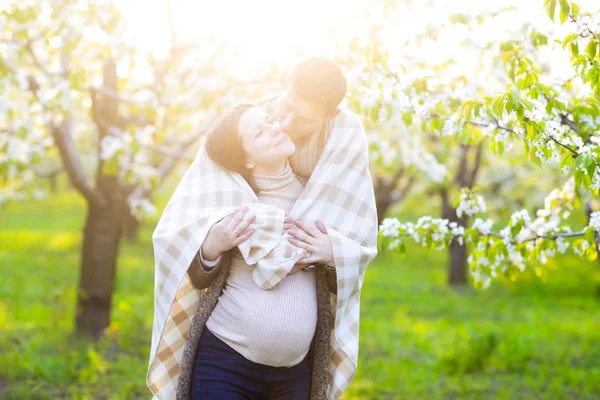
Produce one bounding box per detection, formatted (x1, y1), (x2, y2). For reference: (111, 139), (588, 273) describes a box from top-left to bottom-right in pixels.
(287, 220), (334, 267)
(202, 207), (255, 260)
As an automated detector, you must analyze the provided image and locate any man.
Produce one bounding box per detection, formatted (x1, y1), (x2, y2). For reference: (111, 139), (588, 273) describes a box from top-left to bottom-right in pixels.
(255, 57), (348, 275)
(264, 57), (347, 184)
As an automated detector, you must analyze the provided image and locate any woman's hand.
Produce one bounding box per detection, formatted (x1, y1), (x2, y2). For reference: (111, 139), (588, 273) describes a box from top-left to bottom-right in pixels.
(287, 220), (334, 268)
(201, 207), (256, 260)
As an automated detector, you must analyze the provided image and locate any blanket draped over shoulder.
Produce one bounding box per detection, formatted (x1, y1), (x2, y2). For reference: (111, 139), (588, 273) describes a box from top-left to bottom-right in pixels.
(146, 107), (378, 400)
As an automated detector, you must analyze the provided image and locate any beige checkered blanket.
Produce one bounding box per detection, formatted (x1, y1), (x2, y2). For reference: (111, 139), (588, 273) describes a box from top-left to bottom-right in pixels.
(146, 107), (378, 399)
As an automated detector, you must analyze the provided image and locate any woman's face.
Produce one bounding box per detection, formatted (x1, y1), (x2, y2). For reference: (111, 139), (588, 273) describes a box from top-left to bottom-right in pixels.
(238, 107), (296, 169)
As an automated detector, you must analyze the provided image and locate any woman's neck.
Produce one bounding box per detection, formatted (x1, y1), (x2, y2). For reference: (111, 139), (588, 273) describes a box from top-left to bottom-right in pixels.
(251, 160), (288, 176)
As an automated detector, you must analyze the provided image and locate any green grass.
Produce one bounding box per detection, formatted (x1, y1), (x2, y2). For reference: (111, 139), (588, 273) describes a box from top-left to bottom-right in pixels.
(1, 184), (600, 399)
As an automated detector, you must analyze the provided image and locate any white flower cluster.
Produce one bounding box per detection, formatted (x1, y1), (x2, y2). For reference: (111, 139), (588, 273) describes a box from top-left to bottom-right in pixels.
(127, 195), (157, 220)
(591, 168), (600, 191)
(380, 218), (402, 238)
(580, 114), (600, 128)
(555, 237), (570, 254)
(589, 212), (600, 233)
(572, 240), (590, 257)
(577, 15), (600, 38)
(542, 120), (561, 139)
(100, 136), (124, 160)
(524, 102), (545, 123)
(456, 189), (487, 218)
(510, 209), (531, 226)
(472, 217), (494, 235)
(442, 114), (462, 137)
(379, 215), (464, 250)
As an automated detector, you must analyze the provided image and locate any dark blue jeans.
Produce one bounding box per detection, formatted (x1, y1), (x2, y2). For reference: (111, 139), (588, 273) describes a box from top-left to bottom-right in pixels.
(191, 328), (312, 400)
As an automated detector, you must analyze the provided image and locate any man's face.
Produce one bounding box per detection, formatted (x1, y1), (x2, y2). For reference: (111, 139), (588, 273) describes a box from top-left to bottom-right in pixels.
(276, 87), (328, 142)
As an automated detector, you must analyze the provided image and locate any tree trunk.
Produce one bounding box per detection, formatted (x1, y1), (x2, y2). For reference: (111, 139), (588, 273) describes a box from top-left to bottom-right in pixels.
(123, 209), (140, 243)
(376, 190), (393, 225)
(75, 175), (128, 339)
(448, 236), (468, 285)
(441, 188), (469, 286)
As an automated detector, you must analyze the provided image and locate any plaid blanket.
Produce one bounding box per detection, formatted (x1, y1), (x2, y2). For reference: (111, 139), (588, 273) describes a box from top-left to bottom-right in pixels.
(146, 107), (378, 399)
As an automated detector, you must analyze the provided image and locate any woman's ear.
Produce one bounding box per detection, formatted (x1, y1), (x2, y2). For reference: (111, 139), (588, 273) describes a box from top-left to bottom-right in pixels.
(245, 160), (255, 169)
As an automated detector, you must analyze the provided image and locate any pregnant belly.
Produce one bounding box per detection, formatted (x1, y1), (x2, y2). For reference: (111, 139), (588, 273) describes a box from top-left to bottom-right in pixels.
(206, 267), (318, 366)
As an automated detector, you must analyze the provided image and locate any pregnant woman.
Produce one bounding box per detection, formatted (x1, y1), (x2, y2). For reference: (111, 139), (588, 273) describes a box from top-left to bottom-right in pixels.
(149, 58), (378, 400)
(181, 104), (337, 400)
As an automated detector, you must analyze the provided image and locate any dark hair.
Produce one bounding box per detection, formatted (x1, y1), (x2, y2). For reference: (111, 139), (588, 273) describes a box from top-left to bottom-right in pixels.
(205, 103), (257, 192)
(286, 57), (347, 115)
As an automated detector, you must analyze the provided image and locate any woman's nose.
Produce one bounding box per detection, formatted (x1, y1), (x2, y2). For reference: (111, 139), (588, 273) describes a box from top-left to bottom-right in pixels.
(281, 115), (294, 131)
(269, 120), (282, 135)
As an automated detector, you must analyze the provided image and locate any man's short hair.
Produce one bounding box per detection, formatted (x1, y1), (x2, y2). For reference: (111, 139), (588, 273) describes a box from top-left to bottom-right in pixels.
(287, 57), (347, 115)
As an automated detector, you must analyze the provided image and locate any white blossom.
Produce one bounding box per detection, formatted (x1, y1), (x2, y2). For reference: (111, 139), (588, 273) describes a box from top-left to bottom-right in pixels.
(380, 218), (401, 238)
(100, 136), (124, 160)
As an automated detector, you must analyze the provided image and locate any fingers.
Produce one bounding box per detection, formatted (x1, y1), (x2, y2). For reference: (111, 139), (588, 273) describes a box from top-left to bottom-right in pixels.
(287, 227), (314, 244)
(297, 254), (319, 266)
(288, 237), (313, 253)
(283, 216), (294, 231)
(294, 220), (319, 238)
(234, 211), (256, 235)
(226, 207), (249, 232)
(232, 228), (255, 246)
(316, 221), (327, 234)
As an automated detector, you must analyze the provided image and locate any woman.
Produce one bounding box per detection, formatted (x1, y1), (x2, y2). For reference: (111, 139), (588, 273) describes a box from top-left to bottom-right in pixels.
(178, 104), (337, 400)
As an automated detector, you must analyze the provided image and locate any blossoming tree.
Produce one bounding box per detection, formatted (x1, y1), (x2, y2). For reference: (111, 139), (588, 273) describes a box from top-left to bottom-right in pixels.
(0, 0), (279, 338)
(376, 0), (600, 288)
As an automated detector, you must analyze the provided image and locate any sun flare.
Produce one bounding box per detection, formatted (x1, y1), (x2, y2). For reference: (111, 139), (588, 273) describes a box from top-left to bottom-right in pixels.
(119, 0), (368, 73)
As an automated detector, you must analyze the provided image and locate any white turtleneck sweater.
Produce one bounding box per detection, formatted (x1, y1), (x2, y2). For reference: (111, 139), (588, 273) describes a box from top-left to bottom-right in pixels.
(204, 162), (318, 367)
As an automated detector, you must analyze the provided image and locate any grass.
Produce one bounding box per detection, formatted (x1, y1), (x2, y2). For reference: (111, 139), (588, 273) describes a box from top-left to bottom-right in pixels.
(1, 182), (599, 399)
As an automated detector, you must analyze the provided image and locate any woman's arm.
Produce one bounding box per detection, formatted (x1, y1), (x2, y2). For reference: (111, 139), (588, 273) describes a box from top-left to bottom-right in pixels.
(188, 207), (255, 289)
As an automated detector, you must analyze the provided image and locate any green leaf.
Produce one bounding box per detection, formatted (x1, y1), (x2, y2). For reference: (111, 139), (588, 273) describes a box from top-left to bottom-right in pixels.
(492, 96), (504, 117)
(101, 157), (120, 176)
(587, 39), (597, 59)
(545, 0), (558, 21)
(562, 33), (578, 49)
(582, 170), (593, 187)
(585, 226), (596, 244)
(402, 111), (413, 127)
(526, 122), (537, 139)
(559, 153), (574, 170)
(559, 0), (571, 24)
(571, 2), (580, 18)
(586, 246), (598, 261)
(497, 140), (505, 155)
(570, 40), (579, 56)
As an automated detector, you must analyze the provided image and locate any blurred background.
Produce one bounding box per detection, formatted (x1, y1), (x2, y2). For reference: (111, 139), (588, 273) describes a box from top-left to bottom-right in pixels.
(1, 0), (600, 399)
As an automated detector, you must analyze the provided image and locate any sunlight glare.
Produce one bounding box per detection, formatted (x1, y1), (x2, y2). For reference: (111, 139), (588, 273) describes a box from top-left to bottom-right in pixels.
(119, 0), (368, 76)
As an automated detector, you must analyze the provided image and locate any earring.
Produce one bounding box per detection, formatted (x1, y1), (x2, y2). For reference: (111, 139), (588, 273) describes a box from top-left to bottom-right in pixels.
(246, 161), (254, 169)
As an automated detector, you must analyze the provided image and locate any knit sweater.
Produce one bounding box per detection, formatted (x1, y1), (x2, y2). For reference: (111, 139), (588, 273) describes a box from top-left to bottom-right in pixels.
(204, 162), (318, 367)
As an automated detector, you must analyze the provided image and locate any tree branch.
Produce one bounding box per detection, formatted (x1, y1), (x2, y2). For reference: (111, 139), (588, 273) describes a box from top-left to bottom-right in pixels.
(51, 121), (106, 208)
